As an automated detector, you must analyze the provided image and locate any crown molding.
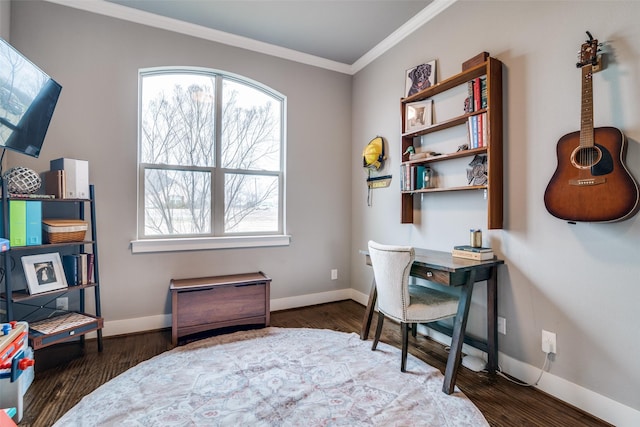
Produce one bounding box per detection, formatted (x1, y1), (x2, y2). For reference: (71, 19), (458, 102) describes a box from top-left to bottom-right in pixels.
(44, 0), (456, 75)
(350, 0), (457, 74)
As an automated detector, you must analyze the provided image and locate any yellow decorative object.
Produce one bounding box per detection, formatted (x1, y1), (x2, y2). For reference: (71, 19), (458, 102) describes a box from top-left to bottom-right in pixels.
(362, 136), (385, 170)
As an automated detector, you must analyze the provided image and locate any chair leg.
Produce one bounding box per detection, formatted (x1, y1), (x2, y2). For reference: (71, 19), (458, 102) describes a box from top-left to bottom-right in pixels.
(401, 322), (409, 372)
(372, 312), (385, 351)
(411, 323), (417, 337)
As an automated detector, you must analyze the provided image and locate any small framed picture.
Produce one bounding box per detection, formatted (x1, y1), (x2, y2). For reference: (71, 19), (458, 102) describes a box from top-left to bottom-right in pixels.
(405, 60), (437, 97)
(22, 253), (68, 295)
(405, 99), (433, 133)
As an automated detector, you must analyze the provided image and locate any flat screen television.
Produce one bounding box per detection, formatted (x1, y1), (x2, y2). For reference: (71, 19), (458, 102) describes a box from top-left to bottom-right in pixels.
(0, 37), (61, 158)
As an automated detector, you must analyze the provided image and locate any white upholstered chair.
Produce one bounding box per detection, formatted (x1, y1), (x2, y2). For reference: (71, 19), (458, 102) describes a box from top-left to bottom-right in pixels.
(368, 240), (460, 372)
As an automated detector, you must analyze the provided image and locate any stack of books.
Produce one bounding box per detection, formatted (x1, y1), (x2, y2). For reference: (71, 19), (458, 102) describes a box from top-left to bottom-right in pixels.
(62, 253), (95, 286)
(452, 245), (494, 260)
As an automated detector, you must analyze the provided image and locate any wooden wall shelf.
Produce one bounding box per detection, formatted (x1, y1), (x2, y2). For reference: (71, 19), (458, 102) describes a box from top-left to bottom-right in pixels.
(400, 56), (503, 229)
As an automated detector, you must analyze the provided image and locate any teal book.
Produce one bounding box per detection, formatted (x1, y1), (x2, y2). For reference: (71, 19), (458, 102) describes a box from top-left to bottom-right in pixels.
(9, 200), (26, 247)
(415, 166), (425, 189)
(25, 201), (42, 246)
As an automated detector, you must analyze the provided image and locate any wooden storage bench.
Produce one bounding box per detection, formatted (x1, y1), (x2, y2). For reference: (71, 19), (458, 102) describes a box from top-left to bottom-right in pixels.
(170, 272), (271, 345)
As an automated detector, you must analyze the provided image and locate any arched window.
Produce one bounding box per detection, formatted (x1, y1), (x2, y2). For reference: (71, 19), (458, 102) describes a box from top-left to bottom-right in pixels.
(136, 67), (285, 248)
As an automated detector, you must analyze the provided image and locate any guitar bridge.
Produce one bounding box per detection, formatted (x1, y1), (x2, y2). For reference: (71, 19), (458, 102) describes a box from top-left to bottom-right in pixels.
(569, 177), (606, 186)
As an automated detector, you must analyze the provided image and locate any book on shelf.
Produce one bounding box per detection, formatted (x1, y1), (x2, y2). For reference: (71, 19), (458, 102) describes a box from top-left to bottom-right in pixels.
(469, 115), (478, 148)
(79, 253), (88, 285)
(452, 249), (494, 261)
(400, 164), (427, 191)
(8, 200), (26, 247)
(477, 113), (484, 148)
(482, 112), (488, 146)
(467, 112), (487, 149)
(473, 76), (481, 111)
(464, 76), (487, 113)
(0, 200), (43, 247)
(62, 254), (79, 286)
(453, 245), (493, 253)
(465, 80), (474, 113)
(480, 76), (487, 109)
(25, 200), (42, 246)
(86, 253), (94, 284)
(43, 169), (66, 199)
(7, 193), (55, 199)
(62, 252), (95, 286)
(415, 165), (426, 189)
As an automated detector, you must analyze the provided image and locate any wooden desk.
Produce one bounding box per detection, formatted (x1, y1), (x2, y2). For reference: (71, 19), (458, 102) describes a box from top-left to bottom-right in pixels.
(360, 248), (503, 394)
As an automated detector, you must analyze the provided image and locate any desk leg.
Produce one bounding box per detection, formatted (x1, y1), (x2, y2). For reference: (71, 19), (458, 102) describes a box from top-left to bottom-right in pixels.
(443, 269), (476, 394)
(360, 278), (377, 340)
(487, 266), (498, 374)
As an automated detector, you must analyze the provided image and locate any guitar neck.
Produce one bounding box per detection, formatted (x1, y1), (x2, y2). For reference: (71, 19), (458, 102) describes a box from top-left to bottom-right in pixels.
(579, 64), (594, 148)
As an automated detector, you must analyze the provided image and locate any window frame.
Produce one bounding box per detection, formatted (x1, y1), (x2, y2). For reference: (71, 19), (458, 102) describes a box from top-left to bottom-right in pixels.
(132, 66), (289, 253)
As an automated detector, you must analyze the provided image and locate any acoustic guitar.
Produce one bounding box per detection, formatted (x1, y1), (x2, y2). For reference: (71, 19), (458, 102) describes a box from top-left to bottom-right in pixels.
(544, 32), (639, 222)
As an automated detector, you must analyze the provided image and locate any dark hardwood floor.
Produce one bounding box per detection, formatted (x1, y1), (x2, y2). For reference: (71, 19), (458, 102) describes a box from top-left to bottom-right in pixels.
(21, 300), (611, 426)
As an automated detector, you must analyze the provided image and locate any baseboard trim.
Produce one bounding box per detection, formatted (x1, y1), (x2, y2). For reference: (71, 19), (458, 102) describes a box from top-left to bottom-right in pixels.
(99, 288), (363, 338)
(421, 328), (639, 427)
(496, 351), (640, 427)
(269, 288), (355, 312)
(97, 291), (639, 426)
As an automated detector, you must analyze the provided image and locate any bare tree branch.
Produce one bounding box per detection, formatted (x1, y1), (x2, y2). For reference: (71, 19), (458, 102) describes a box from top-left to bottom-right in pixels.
(141, 74), (280, 235)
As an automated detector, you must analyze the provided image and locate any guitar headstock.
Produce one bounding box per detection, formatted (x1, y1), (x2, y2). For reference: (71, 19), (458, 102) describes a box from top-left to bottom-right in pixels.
(577, 31), (602, 71)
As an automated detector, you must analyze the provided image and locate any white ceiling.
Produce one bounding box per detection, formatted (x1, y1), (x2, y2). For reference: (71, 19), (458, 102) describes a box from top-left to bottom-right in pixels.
(47, 0), (457, 74)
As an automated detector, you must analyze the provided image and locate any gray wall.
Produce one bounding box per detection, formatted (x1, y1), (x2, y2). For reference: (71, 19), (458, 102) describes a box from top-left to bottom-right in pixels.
(351, 0), (639, 415)
(0, 1), (8, 39)
(8, 1), (352, 328)
(6, 0), (640, 421)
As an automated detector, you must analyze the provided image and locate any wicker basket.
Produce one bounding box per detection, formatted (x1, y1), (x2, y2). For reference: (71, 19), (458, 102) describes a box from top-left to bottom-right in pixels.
(42, 219), (88, 244)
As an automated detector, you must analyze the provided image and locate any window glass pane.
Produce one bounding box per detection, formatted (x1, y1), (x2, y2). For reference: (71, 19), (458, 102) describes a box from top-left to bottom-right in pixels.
(139, 68), (285, 241)
(221, 80), (281, 171)
(141, 73), (215, 167)
(144, 168), (211, 235)
(225, 173), (278, 233)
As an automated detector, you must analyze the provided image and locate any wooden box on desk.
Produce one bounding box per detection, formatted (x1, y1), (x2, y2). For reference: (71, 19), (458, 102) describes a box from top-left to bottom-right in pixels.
(170, 272), (271, 346)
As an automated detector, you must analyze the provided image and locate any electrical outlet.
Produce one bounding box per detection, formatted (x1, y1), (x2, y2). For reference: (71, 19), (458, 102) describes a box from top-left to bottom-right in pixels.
(542, 329), (556, 354)
(56, 297), (69, 311)
(497, 316), (506, 335)
(331, 269), (338, 280)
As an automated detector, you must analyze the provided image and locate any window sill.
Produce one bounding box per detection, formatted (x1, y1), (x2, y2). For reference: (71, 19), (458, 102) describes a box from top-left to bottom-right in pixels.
(130, 235), (291, 253)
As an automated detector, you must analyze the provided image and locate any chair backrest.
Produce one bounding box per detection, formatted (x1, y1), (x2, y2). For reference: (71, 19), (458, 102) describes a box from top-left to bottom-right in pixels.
(368, 240), (414, 322)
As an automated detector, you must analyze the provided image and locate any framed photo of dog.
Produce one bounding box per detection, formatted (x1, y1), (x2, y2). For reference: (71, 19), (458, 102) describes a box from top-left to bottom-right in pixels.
(405, 60), (437, 98)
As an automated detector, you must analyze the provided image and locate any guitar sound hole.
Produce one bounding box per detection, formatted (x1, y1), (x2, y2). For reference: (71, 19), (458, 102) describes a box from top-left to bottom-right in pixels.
(571, 146), (601, 169)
